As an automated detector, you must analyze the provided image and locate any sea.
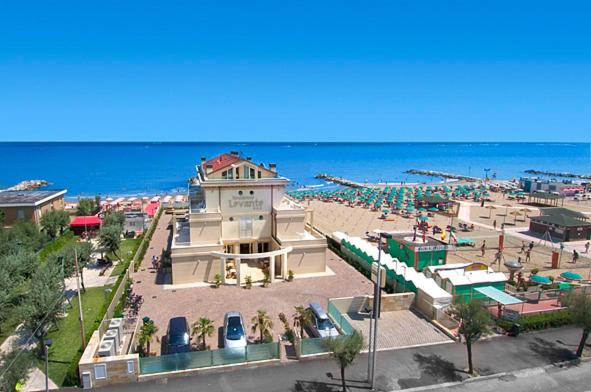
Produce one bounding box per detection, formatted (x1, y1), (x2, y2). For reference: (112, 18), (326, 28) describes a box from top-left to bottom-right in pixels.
(1, 142), (590, 199)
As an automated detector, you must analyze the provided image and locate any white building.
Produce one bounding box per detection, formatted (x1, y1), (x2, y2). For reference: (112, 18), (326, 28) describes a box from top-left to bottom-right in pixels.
(171, 152), (327, 285)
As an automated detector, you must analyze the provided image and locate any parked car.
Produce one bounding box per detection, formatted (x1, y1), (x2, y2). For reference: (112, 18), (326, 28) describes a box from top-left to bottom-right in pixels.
(224, 311), (247, 349)
(309, 303), (340, 338)
(164, 317), (191, 354)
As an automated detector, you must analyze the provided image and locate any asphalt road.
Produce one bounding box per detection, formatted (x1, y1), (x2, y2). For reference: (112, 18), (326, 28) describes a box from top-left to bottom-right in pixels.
(95, 326), (585, 392)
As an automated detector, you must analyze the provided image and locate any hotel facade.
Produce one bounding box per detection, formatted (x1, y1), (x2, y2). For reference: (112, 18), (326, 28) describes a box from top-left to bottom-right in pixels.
(171, 152), (327, 285)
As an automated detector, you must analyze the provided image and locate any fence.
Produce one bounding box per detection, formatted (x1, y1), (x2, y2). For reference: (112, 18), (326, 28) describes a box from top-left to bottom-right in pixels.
(328, 301), (354, 335)
(139, 342), (280, 375)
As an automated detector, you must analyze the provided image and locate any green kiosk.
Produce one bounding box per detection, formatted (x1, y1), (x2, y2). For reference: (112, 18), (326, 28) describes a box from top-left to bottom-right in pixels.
(387, 234), (452, 272)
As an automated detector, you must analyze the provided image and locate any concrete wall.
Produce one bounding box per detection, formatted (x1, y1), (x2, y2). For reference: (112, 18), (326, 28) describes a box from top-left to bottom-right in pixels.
(367, 292), (415, 312)
(172, 254), (223, 284)
(1, 195), (65, 227)
(274, 210), (307, 240)
(189, 216), (222, 244)
(285, 245), (327, 274)
(79, 331), (139, 389)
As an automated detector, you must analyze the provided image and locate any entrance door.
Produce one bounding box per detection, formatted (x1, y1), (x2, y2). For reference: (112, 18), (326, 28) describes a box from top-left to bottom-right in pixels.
(240, 243), (251, 254)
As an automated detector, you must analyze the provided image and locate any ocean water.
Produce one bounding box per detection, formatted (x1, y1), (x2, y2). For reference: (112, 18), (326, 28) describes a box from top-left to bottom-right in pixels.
(1, 142), (590, 198)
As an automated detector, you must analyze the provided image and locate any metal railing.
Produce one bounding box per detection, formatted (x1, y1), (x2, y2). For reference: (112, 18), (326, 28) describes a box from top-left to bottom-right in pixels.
(328, 301), (354, 335)
(139, 342), (280, 375)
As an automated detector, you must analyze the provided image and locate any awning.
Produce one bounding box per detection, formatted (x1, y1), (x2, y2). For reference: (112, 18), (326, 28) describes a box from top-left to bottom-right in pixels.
(70, 216), (102, 227)
(474, 286), (523, 305)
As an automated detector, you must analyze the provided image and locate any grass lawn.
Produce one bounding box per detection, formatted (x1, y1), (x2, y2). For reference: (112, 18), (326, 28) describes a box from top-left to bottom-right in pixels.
(109, 237), (142, 277)
(39, 232), (77, 261)
(42, 285), (113, 386)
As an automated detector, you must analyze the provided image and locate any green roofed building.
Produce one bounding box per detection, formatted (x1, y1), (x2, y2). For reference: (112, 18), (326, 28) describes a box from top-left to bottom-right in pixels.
(387, 234), (451, 272)
(529, 207), (591, 241)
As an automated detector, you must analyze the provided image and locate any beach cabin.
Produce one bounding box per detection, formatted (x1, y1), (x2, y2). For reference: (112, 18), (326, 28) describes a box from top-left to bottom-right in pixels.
(425, 263), (507, 304)
(386, 234), (451, 272)
(529, 207), (591, 241)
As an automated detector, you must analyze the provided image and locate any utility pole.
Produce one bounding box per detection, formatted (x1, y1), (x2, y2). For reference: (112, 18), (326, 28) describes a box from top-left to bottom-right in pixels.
(74, 248), (86, 348)
(370, 232), (389, 390)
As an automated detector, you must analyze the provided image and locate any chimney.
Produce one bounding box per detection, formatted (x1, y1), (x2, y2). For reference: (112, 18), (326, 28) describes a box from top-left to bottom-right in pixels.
(206, 164), (214, 174)
(230, 151), (239, 156)
(246, 156), (252, 161)
(200, 157), (206, 164)
(269, 163), (277, 173)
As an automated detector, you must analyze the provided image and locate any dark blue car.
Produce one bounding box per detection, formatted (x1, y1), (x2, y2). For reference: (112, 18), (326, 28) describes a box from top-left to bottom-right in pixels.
(165, 317), (191, 354)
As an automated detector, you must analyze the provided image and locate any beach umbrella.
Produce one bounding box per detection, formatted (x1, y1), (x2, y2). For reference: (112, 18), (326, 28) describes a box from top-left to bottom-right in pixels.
(382, 209), (391, 214)
(501, 203), (512, 223)
(418, 207), (426, 211)
(418, 216), (429, 221)
(428, 207), (438, 212)
(510, 210), (523, 224)
(521, 207), (535, 218)
(485, 205), (497, 219)
(560, 271), (583, 281)
(558, 282), (573, 291)
(530, 275), (552, 285)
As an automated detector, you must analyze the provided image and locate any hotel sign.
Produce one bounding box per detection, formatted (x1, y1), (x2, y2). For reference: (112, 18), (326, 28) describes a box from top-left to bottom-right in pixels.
(416, 245), (454, 252)
(228, 195), (264, 211)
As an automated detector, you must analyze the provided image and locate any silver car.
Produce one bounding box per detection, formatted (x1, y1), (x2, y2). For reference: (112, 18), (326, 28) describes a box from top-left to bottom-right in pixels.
(223, 311), (247, 349)
(309, 303), (340, 338)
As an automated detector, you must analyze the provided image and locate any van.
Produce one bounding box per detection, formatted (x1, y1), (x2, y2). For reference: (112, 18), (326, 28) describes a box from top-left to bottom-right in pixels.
(309, 303), (340, 338)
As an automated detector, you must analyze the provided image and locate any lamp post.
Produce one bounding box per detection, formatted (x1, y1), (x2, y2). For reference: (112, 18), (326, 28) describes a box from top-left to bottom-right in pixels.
(370, 231), (391, 390)
(44, 339), (53, 392)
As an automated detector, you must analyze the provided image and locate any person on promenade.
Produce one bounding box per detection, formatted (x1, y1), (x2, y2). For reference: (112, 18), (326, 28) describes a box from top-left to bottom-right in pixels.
(573, 250), (579, 264)
(585, 242), (590, 254)
(525, 249), (531, 263)
(481, 240), (486, 257)
(151, 255), (157, 269)
(493, 220), (497, 230)
(519, 241), (526, 254)
(529, 241), (534, 251)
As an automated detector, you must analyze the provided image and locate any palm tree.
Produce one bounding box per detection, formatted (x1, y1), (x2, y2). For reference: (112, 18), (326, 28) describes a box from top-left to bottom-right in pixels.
(563, 291), (591, 357)
(293, 306), (313, 338)
(449, 301), (492, 375)
(251, 309), (274, 343)
(138, 321), (158, 356)
(325, 330), (364, 392)
(192, 317), (215, 350)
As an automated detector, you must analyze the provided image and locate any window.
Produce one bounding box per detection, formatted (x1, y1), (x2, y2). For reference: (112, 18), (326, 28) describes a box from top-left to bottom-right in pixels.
(258, 171), (262, 179)
(16, 209), (25, 220)
(238, 190), (243, 196)
(243, 166), (250, 179)
(94, 364), (107, 380)
(250, 190), (254, 195)
(227, 169), (234, 180)
(239, 217), (253, 238)
(235, 167), (240, 179)
(222, 170), (228, 179)
(250, 167), (255, 179)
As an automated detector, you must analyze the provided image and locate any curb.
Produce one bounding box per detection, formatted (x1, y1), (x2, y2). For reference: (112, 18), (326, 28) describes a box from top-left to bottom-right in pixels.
(392, 356), (588, 392)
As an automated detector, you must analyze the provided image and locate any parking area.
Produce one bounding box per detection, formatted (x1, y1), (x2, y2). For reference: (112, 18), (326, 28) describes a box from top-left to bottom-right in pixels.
(131, 216), (374, 355)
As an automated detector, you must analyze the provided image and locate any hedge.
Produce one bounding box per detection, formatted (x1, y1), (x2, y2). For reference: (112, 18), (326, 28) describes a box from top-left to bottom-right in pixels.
(497, 310), (572, 332)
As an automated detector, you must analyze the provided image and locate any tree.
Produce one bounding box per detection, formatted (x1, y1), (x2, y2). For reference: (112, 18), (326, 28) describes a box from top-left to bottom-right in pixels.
(0, 210), (5, 227)
(325, 330), (364, 392)
(99, 225), (122, 260)
(76, 198), (97, 216)
(293, 306), (313, 338)
(47, 241), (93, 293)
(563, 291), (591, 357)
(138, 321), (158, 356)
(192, 317), (215, 350)
(0, 342), (35, 392)
(40, 210), (70, 239)
(102, 212), (125, 230)
(251, 310), (274, 343)
(0, 250), (38, 334)
(0, 222), (46, 254)
(20, 262), (64, 355)
(449, 301), (492, 375)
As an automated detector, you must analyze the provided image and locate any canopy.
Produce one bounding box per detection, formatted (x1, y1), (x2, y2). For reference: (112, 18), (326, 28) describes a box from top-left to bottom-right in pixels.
(530, 275), (552, 285)
(474, 286), (523, 305)
(70, 216), (102, 227)
(560, 271), (583, 281)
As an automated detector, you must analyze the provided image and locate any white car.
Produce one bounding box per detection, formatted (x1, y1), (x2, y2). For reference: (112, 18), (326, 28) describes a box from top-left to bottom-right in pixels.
(309, 303), (340, 338)
(223, 311), (247, 349)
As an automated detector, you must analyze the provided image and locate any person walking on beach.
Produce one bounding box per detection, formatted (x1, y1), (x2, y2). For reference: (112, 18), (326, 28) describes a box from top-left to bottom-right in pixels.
(480, 240), (486, 257)
(493, 220), (497, 230)
(573, 250), (579, 264)
(525, 249), (531, 263)
(519, 241), (526, 254)
(529, 241), (534, 251)
(585, 241), (590, 254)
(480, 198), (485, 207)
(151, 255), (157, 269)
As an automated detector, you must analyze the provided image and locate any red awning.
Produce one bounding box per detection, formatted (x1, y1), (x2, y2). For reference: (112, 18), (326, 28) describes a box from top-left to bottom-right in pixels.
(145, 202), (160, 217)
(70, 216), (102, 228)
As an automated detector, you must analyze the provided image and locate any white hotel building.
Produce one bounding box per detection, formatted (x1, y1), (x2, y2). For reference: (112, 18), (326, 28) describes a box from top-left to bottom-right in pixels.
(171, 152), (327, 285)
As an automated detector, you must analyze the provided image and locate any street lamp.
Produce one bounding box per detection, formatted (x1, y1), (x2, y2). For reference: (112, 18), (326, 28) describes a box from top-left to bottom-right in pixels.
(44, 339), (53, 392)
(369, 231), (391, 390)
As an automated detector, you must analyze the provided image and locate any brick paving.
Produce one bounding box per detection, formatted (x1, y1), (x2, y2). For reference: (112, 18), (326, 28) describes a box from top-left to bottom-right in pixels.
(345, 310), (451, 350)
(131, 214), (373, 354)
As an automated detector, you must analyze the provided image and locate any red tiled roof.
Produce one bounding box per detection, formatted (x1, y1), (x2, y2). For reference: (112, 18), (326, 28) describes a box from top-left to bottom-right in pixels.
(203, 153), (241, 173)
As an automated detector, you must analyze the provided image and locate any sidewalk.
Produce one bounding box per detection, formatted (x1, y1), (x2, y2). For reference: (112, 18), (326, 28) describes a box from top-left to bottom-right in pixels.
(99, 326), (585, 392)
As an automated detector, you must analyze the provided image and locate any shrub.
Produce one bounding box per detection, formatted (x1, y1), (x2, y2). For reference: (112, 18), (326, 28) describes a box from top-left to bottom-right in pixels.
(245, 275), (253, 289)
(213, 273), (222, 288)
(496, 310), (572, 331)
(531, 268), (540, 275)
(287, 270), (294, 282)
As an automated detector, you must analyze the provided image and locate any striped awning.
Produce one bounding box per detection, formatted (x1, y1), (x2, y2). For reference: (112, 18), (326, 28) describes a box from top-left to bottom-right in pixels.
(474, 286), (523, 305)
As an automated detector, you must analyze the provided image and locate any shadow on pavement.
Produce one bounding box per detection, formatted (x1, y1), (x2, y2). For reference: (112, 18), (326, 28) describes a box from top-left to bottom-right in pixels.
(397, 353), (468, 389)
(293, 379), (370, 392)
(529, 337), (576, 363)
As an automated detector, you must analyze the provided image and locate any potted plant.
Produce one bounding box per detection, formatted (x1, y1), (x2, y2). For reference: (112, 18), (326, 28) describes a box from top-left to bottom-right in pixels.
(287, 270), (294, 282)
(245, 275), (253, 289)
(213, 273), (222, 288)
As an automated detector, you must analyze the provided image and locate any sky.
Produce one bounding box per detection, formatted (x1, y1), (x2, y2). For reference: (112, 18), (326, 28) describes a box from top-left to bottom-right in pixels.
(0, 1), (590, 142)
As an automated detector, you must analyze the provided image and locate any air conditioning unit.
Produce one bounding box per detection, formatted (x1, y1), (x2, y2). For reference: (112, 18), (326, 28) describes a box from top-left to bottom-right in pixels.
(103, 329), (120, 354)
(97, 339), (115, 357)
(108, 318), (123, 337)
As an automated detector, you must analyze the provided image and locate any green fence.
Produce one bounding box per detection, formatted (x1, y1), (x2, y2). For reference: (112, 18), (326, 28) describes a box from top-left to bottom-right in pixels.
(139, 342), (279, 375)
(327, 302), (354, 335)
(301, 337), (329, 355)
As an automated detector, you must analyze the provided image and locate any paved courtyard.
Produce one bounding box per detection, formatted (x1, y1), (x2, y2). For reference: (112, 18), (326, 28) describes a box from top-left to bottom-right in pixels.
(130, 214), (374, 354)
(345, 310), (452, 350)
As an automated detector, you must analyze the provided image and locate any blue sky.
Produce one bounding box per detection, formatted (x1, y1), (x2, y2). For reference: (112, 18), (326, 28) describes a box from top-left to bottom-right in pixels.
(0, 1), (590, 142)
